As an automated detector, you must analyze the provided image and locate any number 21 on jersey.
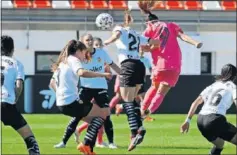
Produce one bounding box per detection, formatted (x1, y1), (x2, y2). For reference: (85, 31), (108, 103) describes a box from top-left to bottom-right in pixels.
(127, 33), (140, 59)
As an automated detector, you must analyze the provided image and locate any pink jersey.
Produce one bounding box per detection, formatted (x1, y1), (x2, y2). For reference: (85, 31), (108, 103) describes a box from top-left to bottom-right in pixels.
(143, 22), (183, 72)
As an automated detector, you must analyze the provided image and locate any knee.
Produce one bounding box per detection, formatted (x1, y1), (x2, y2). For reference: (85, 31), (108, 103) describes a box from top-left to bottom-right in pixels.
(101, 108), (110, 119)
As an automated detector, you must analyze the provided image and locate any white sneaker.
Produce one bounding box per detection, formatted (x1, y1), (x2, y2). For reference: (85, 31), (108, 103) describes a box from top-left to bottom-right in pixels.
(108, 143), (117, 149)
(95, 141), (108, 148)
(74, 132), (80, 144)
(54, 142), (66, 148)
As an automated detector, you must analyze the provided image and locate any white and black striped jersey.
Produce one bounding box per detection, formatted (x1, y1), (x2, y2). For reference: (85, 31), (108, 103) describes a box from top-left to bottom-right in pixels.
(1, 56), (25, 104)
(199, 81), (236, 116)
(113, 25), (150, 64)
(53, 55), (83, 106)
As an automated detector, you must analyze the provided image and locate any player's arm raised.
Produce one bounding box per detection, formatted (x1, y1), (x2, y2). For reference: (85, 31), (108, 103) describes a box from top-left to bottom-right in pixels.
(180, 96), (204, 133)
(178, 32), (203, 49)
(104, 31), (121, 46)
(77, 69), (112, 79)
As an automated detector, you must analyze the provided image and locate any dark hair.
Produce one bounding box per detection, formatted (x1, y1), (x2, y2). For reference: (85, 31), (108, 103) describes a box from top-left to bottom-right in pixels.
(51, 40), (87, 72)
(146, 12), (159, 22)
(94, 37), (102, 43)
(94, 37), (103, 46)
(216, 64), (237, 84)
(1, 35), (14, 56)
(138, 1), (159, 22)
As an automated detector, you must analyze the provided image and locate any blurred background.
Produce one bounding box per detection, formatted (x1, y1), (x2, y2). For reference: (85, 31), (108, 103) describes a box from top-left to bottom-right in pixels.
(1, 0), (236, 114)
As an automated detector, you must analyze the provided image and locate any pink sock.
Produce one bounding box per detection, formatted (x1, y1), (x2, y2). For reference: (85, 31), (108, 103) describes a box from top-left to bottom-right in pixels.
(96, 127), (104, 144)
(76, 122), (89, 134)
(141, 86), (157, 110)
(148, 93), (165, 113)
(109, 95), (120, 109)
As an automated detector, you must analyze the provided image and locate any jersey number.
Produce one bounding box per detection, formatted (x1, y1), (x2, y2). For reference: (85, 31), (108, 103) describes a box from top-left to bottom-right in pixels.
(55, 69), (61, 87)
(1, 66), (5, 86)
(158, 27), (169, 49)
(211, 93), (222, 106)
(128, 33), (140, 51)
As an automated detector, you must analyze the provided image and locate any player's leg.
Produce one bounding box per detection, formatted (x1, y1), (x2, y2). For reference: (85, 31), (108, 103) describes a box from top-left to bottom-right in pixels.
(94, 89), (117, 149)
(1, 103), (40, 155)
(89, 98), (107, 148)
(217, 120), (237, 149)
(96, 127), (107, 148)
(55, 87), (94, 148)
(120, 86), (138, 138)
(230, 134), (237, 145)
(146, 71), (180, 114)
(140, 67), (159, 111)
(138, 88), (155, 122)
(109, 76), (122, 109)
(78, 101), (110, 154)
(75, 122), (89, 144)
(121, 60), (146, 151)
(210, 138), (225, 155)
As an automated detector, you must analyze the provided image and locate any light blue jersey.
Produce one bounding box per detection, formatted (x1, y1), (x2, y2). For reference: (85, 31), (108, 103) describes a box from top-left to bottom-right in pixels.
(1, 56), (25, 104)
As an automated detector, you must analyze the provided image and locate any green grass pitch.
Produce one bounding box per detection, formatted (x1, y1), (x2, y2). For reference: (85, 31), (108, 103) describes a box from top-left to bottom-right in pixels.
(1, 114), (236, 154)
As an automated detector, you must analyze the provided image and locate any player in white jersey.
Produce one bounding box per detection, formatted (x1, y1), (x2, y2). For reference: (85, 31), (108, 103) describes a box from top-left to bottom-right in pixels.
(1, 35), (40, 155)
(180, 64), (237, 155)
(114, 52), (154, 120)
(50, 40), (112, 155)
(54, 35), (120, 151)
(104, 9), (160, 151)
(74, 37), (118, 149)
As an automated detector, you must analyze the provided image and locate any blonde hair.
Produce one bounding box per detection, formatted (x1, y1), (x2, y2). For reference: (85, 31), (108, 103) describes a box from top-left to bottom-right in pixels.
(123, 9), (133, 27)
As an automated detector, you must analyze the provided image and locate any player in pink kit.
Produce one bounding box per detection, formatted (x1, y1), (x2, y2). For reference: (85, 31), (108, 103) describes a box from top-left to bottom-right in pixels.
(138, 2), (203, 117)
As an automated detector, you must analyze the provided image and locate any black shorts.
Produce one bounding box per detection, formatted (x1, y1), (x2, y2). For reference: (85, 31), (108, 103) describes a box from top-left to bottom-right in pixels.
(58, 100), (93, 119)
(138, 84), (146, 95)
(120, 59), (146, 87)
(197, 114), (237, 142)
(1, 102), (27, 130)
(79, 87), (109, 108)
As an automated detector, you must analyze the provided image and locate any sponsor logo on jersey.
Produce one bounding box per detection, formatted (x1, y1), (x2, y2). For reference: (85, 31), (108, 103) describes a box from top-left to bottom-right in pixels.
(97, 57), (101, 62)
(90, 66), (103, 72)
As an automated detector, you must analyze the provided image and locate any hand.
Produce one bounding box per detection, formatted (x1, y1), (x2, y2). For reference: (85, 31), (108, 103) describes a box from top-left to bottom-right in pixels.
(180, 121), (190, 134)
(196, 42), (203, 49)
(103, 41), (110, 46)
(103, 72), (112, 79)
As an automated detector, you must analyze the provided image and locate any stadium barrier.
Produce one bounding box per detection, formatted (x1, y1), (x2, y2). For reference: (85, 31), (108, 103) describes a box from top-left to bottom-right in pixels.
(17, 75), (236, 114)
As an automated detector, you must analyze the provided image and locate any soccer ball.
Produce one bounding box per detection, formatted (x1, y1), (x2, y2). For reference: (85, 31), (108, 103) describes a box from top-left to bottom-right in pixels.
(95, 13), (114, 30)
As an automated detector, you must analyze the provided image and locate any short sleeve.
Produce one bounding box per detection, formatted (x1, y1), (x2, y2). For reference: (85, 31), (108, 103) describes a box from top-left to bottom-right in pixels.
(68, 57), (84, 75)
(112, 25), (122, 33)
(170, 22), (183, 36)
(200, 85), (211, 100)
(16, 61), (25, 81)
(139, 34), (150, 46)
(102, 50), (113, 65)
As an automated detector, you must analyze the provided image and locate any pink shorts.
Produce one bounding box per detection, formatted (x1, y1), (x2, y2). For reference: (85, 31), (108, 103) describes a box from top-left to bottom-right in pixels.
(151, 69), (180, 87)
(114, 76), (120, 93)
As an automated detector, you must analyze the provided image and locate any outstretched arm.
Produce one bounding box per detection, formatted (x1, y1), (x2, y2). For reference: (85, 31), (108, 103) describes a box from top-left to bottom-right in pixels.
(178, 32), (203, 49)
(104, 31), (121, 46)
(180, 96), (204, 133)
